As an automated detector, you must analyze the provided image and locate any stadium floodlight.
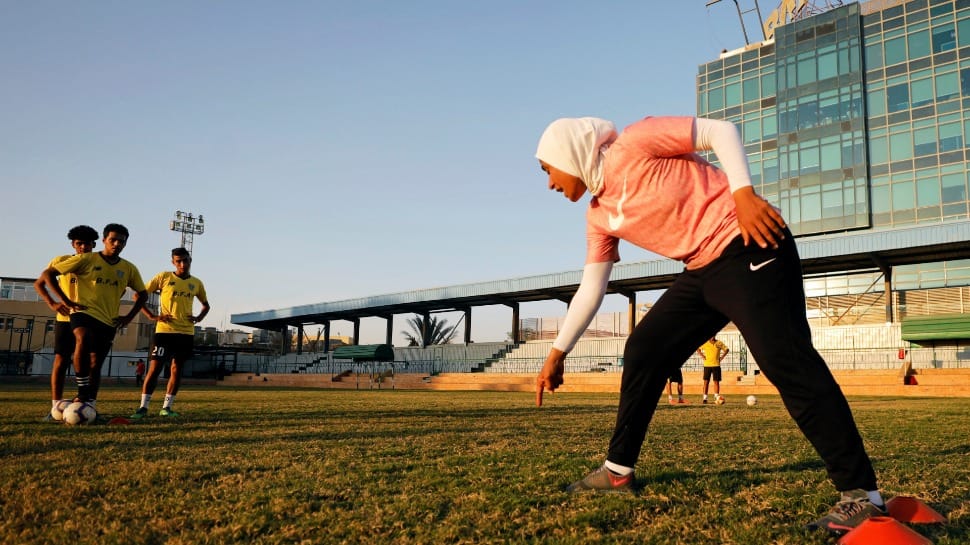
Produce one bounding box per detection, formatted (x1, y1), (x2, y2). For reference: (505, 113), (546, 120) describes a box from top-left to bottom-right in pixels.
(706, 0), (767, 44)
(169, 210), (205, 255)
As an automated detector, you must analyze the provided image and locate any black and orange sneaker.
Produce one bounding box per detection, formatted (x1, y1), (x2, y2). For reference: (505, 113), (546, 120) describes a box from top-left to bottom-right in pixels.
(566, 465), (634, 493)
(806, 489), (887, 535)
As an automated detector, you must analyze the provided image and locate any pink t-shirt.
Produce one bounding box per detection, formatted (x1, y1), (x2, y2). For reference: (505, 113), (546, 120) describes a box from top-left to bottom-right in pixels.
(586, 116), (741, 270)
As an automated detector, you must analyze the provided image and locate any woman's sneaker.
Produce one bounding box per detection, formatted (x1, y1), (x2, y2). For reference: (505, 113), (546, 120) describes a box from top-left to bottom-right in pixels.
(566, 465), (634, 493)
(806, 489), (887, 534)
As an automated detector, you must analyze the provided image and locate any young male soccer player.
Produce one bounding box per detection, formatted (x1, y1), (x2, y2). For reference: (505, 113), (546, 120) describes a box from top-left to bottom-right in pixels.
(698, 336), (729, 404)
(33, 225), (99, 420)
(131, 247), (209, 418)
(37, 223), (147, 411)
(533, 116), (886, 534)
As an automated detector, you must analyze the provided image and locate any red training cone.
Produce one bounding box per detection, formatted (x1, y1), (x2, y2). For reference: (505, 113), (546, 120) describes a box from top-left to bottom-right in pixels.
(107, 417), (132, 425)
(838, 516), (931, 545)
(887, 496), (946, 524)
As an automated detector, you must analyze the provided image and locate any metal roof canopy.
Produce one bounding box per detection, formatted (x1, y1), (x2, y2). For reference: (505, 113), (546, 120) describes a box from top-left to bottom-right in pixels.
(231, 223), (970, 331)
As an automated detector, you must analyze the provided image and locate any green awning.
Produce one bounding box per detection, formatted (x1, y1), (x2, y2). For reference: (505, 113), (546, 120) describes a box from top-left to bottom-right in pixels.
(901, 313), (970, 342)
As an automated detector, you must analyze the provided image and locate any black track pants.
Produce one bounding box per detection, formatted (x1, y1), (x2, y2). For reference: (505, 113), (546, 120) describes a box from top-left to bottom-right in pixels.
(606, 233), (877, 492)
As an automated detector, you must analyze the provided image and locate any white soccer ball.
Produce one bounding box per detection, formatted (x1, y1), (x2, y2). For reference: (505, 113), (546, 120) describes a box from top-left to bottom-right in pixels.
(746, 395), (758, 406)
(50, 400), (73, 421)
(63, 401), (97, 425)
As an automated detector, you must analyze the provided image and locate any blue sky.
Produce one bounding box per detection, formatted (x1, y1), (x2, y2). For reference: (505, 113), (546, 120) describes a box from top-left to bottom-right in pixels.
(1, 1), (769, 344)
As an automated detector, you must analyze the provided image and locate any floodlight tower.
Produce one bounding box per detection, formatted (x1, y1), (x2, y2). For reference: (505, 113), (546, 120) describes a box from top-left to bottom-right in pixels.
(169, 210), (205, 255)
(706, 0), (767, 44)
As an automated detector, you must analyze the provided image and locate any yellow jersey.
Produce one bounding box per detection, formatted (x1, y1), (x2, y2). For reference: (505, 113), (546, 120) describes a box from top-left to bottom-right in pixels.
(46, 254), (79, 323)
(146, 271), (207, 335)
(700, 339), (728, 367)
(53, 252), (146, 327)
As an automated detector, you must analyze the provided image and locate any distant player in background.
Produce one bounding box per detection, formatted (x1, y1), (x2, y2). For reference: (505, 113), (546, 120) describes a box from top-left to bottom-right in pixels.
(135, 358), (146, 386)
(131, 247), (209, 418)
(666, 367), (686, 404)
(698, 336), (729, 404)
(34, 225), (100, 421)
(533, 115), (886, 534)
(37, 223), (147, 412)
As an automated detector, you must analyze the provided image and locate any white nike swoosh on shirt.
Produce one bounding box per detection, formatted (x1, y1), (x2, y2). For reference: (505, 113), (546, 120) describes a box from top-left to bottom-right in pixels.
(749, 258), (777, 271)
(608, 175), (628, 231)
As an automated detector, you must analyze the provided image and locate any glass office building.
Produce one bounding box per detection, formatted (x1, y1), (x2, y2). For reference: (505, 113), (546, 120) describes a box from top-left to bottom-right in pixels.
(697, 0), (970, 327)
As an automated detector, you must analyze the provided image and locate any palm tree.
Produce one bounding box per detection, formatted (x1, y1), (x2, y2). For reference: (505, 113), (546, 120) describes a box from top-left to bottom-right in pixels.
(402, 314), (458, 347)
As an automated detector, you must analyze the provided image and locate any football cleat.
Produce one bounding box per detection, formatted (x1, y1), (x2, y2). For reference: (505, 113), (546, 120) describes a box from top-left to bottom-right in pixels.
(806, 489), (887, 535)
(159, 407), (180, 417)
(566, 465), (634, 494)
(130, 407), (149, 419)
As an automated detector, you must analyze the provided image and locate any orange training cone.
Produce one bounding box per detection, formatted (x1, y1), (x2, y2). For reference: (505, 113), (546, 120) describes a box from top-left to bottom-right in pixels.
(887, 496), (946, 524)
(837, 516), (931, 545)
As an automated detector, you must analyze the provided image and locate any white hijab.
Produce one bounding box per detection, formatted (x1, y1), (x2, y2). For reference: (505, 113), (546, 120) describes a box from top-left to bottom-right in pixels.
(535, 117), (617, 197)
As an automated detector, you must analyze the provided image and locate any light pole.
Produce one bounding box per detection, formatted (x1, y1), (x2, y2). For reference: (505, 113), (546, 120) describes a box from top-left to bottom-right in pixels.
(169, 210), (205, 255)
(706, 0), (767, 45)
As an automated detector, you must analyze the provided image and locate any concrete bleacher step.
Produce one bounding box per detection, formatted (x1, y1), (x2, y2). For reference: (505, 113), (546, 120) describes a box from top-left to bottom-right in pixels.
(216, 368), (970, 396)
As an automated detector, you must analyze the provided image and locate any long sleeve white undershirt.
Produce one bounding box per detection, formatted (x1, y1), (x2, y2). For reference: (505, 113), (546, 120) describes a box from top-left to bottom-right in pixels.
(693, 117), (753, 194)
(551, 262), (613, 353)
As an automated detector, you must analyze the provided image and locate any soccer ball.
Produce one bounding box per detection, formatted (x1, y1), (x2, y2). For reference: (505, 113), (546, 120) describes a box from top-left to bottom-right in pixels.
(746, 395), (758, 406)
(50, 399), (73, 421)
(63, 401), (97, 425)
(715, 396), (726, 405)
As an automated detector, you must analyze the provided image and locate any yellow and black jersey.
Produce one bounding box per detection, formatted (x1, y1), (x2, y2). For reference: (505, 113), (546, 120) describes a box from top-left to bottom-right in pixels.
(146, 271), (207, 335)
(47, 254), (79, 323)
(53, 252), (146, 327)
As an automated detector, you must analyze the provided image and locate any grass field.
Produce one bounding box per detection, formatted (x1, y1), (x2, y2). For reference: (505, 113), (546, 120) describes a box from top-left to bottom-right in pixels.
(1, 385), (968, 545)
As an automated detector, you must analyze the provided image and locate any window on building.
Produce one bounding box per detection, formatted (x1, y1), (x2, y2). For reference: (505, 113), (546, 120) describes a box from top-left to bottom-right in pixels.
(914, 126), (938, 156)
(742, 77), (759, 103)
(798, 100), (819, 130)
(917, 176), (942, 207)
(761, 71), (776, 96)
(887, 83), (910, 112)
(865, 42), (884, 69)
(743, 118), (761, 143)
(818, 49), (838, 80)
(892, 180), (915, 210)
(821, 141), (841, 170)
(708, 87), (724, 111)
(867, 88), (886, 117)
(958, 16), (970, 47)
(939, 121), (963, 151)
(885, 36), (907, 65)
(932, 24), (956, 53)
(869, 135), (889, 164)
(725, 81), (741, 108)
(908, 29), (932, 59)
(890, 131), (914, 161)
(910, 77), (933, 107)
(935, 71), (959, 101)
(942, 171), (967, 203)
(819, 94), (840, 124)
(960, 67), (970, 95)
(800, 145), (820, 174)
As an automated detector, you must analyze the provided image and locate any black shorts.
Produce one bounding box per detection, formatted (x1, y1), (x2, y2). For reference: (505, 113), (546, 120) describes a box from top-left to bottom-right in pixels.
(69, 313), (116, 359)
(703, 366), (722, 382)
(53, 321), (76, 357)
(150, 333), (195, 362)
(667, 367), (683, 383)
